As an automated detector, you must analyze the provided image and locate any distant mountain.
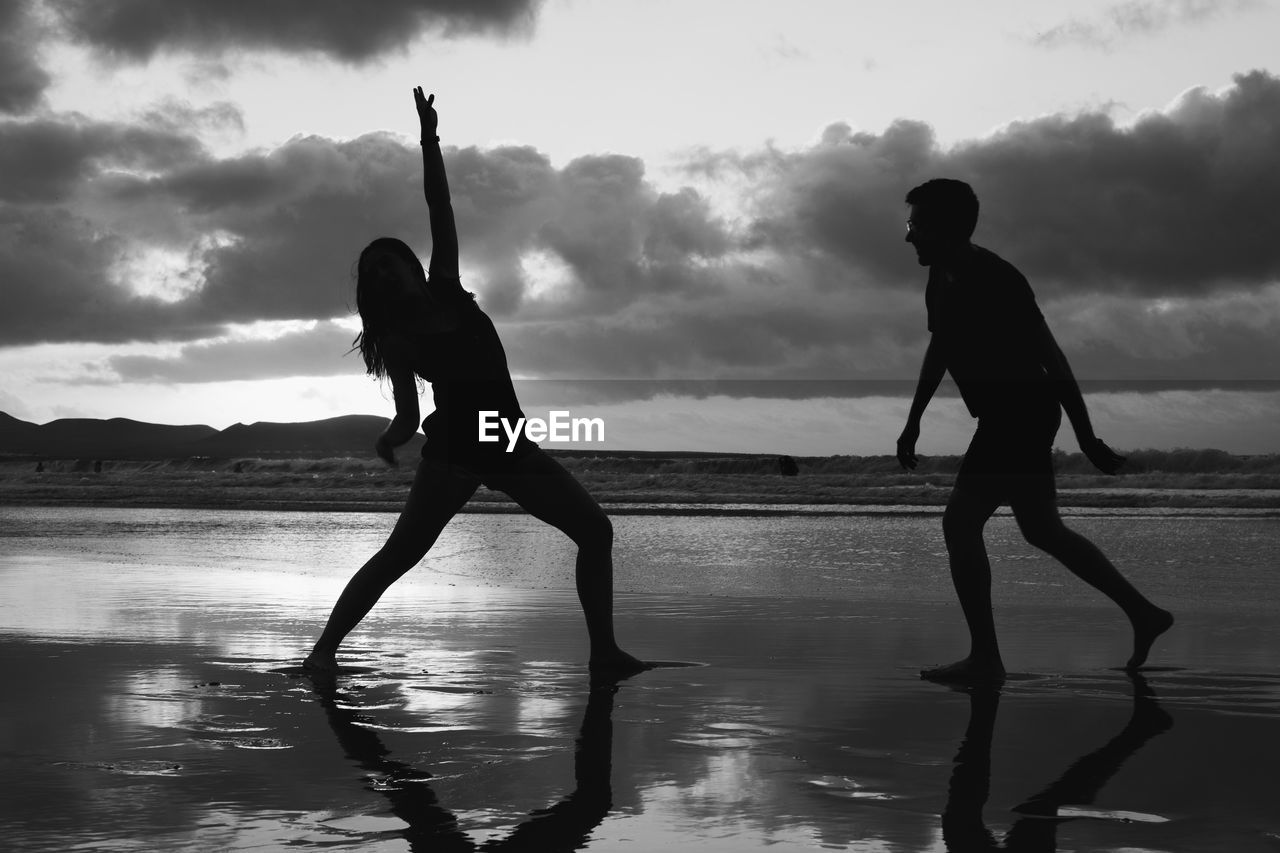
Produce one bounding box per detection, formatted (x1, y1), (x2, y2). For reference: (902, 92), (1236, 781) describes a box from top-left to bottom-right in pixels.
(190, 415), (415, 457)
(0, 413), (218, 458)
(0, 412), (41, 447)
(0, 411), (415, 459)
(0, 411), (736, 461)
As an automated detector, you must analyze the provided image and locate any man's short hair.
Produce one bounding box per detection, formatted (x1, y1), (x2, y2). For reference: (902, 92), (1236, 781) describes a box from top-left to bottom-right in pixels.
(905, 178), (979, 240)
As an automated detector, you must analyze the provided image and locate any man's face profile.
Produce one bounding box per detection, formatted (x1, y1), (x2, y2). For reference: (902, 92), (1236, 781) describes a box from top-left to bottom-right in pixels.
(905, 203), (937, 267)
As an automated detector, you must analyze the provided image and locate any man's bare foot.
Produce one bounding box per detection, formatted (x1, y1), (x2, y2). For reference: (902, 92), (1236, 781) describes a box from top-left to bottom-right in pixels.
(920, 656), (1006, 684)
(302, 650), (339, 674)
(1126, 607), (1174, 670)
(588, 649), (651, 677)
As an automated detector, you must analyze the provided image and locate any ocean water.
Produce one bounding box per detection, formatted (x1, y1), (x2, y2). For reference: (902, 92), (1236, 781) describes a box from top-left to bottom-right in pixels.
(2, 505), (1279, 852)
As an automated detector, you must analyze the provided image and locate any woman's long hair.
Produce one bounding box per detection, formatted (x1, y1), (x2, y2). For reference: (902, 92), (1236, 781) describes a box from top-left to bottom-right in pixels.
(351, 237), (427, 379)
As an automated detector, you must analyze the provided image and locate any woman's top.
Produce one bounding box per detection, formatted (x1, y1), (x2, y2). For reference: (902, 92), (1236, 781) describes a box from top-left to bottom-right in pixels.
(404, 278), (535, 471)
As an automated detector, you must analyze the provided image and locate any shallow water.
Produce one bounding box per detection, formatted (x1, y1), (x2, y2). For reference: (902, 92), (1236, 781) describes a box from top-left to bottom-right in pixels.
(1, 506), (1279, 851)
(2, 504), (1278, 617)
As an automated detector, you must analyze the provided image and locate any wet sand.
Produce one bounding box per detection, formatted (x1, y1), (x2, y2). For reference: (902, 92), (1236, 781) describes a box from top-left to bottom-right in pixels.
(2, 578), (1280, 852)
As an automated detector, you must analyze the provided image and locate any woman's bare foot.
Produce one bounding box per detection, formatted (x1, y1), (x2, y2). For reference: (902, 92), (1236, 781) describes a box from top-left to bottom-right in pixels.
(921, 655), (1006, 684)
(589, 648), (651, 677)
(1126, 606), (1174, 670)
(302, 650), (340, 674)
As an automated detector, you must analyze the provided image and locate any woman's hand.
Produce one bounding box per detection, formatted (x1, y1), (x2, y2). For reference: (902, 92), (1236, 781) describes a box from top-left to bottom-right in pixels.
(414, 86), (438, 138)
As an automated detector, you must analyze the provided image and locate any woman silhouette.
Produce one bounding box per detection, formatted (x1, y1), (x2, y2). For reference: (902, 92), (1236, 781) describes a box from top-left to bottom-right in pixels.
(304, 88), (645, 675)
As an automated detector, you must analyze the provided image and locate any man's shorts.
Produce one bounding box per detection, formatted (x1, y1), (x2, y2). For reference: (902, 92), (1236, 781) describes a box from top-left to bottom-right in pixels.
(956, 403), (1062, 505)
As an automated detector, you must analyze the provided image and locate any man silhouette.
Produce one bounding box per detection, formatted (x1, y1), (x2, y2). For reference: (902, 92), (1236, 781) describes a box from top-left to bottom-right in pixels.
(896, 178), (1172, 682)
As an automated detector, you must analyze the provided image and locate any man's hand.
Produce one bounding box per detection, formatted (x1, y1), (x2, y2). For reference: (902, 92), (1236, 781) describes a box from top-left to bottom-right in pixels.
(414, 86), (438, 137)
(1081, 435), (1125, 475)
(375, 432), (398, 467)
(897, 421), (921, 470)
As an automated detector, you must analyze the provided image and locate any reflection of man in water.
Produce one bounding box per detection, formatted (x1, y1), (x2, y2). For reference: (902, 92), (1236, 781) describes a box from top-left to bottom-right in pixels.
(896, 179), (1172, 682)
(943, 675), (1173, 851)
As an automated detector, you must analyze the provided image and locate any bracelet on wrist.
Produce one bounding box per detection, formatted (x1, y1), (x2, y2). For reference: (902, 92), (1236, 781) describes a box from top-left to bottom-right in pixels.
(420, 135), (440, 145)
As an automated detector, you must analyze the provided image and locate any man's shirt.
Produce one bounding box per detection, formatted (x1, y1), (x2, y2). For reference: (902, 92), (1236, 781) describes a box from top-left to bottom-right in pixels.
(926, 244), (1054, 419)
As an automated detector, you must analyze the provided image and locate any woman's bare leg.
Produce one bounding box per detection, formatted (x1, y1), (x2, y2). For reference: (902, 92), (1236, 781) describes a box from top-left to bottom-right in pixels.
(484, 449), (647, 673)
(304, 459), (479, 672)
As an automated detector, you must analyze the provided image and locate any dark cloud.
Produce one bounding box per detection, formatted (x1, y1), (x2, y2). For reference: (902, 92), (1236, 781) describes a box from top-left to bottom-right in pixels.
(98, 321), (357, 383)
(0, 109), (232, 344)
(0, 205), (224, 344)
(0, 0), (51, 114)
(733, 119), (936, 292)
(175, 134), (434, 324)
(1032, 0), (1257, 49)
(0, 114), (206, 203)
(539, 155), (651, 297)
(500, 287), (923, 383)
(49, 0), (544, 64)
(647, 187), (733, 262)
(1047, 285), (1280, 381)
(0, 123), (740, 347)
(742, 70), (1280, 299)
(5, 72), (1280, 398)
(3, 0), (543, 113)
(0, 129), (427, 344)
(443, 144), (562, 314)
(956, 76), (1280, 297)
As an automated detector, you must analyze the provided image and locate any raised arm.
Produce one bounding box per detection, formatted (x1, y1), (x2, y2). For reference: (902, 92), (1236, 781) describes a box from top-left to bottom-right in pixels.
(414, 86), (459, 280)
(897, 336), (947, 470)
(1033, 318), (1125, 474)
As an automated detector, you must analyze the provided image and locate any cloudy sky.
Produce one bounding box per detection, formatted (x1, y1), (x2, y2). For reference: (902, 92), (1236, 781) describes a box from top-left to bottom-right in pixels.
(2, 0), (1278, 455)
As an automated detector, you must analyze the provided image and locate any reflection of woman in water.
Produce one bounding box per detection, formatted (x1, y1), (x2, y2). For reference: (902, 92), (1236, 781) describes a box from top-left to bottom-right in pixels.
(307, 674), (620, 852)
(304, 88), (644, 675)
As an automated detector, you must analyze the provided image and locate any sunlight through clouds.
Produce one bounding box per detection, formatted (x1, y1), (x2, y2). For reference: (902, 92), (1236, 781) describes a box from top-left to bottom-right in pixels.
(518, 247), (576, 302)
(110, 230), (240, 302)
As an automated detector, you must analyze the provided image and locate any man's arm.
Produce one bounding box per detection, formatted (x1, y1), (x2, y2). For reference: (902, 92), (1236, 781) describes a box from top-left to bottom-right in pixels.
(1033, 318), (1125, 474)
(898, 336), (946, 470)
(414, 87), (459, 280)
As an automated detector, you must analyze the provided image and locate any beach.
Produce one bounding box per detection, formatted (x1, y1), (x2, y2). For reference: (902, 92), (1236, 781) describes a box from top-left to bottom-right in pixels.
(2, 506), (1279, 851)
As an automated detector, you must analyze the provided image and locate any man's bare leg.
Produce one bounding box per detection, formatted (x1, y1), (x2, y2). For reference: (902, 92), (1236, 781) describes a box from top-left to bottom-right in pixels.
(1014, 498), (1172, 669)
(923, 487), (1007, 683)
